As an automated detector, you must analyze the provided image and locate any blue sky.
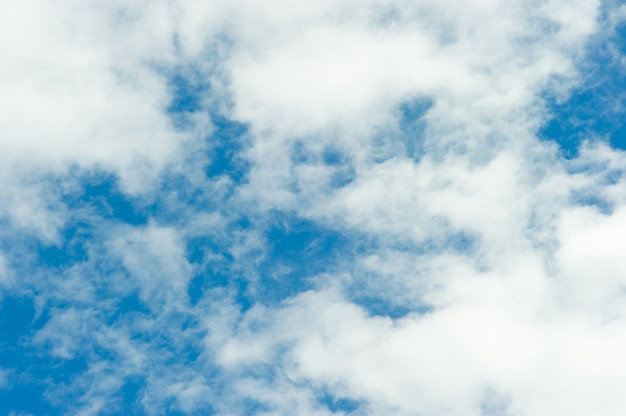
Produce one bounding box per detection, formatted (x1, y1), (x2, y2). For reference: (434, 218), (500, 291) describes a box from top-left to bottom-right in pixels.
(2, 1), (626, 415)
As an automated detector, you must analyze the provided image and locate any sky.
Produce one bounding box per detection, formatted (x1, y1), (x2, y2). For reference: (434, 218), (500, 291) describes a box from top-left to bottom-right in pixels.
(2, 0), (626, 415)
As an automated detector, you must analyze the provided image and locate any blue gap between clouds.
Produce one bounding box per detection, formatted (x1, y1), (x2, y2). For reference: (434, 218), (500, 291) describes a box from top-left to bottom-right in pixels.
(108, 292), (151, 325)
(322, 147), (356, 189)
(255, 212), (348, 305)
(186, 235), (241, 306)
(347, 232), (474, 320)
(0, 296), (89, 416)
(70, 172), (148, 225)
(320, 390), (362, 414)
(0, 291), (159, 416)
(120, 375), (145, 415)
(539, 20), (626, 157)
(158, 69), (253, 306)
(40, 172), (147, 267)
(167, 68), (250, 182)
(352, 296), (431, 320)
(292, 141), (357, 189)
(322, 147), (357, 188)
(186, 213), (349, 310)
(398, 98), (432, 160)
(9, 172), (154, 415)
(205, 114), (249, 182)
(366, 97), (431, 164)
(159, 397), (215, 416)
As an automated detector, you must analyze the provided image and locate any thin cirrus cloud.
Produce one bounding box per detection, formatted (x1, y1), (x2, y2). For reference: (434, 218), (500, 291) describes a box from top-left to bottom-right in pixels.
(2, 0), (626, 415)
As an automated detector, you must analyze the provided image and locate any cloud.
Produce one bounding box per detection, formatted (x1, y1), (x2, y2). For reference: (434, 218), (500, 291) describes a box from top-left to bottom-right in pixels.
(0, 2), (185, 180)
(218, 0), (599, 217)
(0, 368), (8, 390)
(0, 1), (208, 242)
(108, 223), (193, 310)
(4, 0), (626, 415)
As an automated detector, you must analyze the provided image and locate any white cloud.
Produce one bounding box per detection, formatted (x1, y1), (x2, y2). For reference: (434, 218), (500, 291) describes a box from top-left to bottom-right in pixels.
(212, 0), (599, 216)
(0, 1), (188, 184)
(0, 1), (208, 240)
(108, 223), (193, 310)
(556, 204), (626, 315)
(184, 3), (626, 413)
(33, 307), (95, 360)
(0, 251), (11, 287)
(6, 0), (626, 415)
(0, 368), (8, 390)
(212, 269), (626, 415)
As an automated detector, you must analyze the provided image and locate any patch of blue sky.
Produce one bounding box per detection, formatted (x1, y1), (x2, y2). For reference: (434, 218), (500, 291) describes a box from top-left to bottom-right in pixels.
(373, 228), (477, 256)
(223, 396), (270, 416)
(319, 390), (362, 414)
(564, 157), (623, 214)
(167, 72), (206, 115)
(164, 63), (212, 134)
(344, 263), (435, 319)
(352, 295), (418, 320)
(2, 235), (202, 413)
(166, 65), (250, 182)
(185, 226), (254, 310)
(74, 173), (148, 226)
(0, 296), (88, 415)
(569, 190), (614, 215)
(539, 13), (626, 157)
(186, 235), (232, 270)
(108, 292), (151, 323)
(3, 297), (112, 399)
(204, 114), (250, 182)
(186, 207), (348, 309)
(155, 397), (215, 416)
(364, 97), (431, 165)
(186, 274), (208, 306)
(143, 174), (209, 223)
(188, 272), (253, 312)
(340, 231), (474, 319)
(21, 322), (207, 414)
(290, 141), (357, 190)
(0, 380), (56, 416)
(35, 225), (91, 268)
(252, 213), (349, 303)
(165, 408), (214, 416)
(119, 375), (145, 415)
(397, 97), (432, 160)
(265, 212), (347, 273)
(42, 172), (148, 268)
(0, 295), (36, 343)
(480, 389), (511, 416)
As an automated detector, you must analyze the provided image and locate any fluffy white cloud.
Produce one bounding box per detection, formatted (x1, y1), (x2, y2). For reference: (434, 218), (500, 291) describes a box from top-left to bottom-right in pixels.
(177, 1), (626, 415)
(0, 1), (188, 183)
(0, 1), (208, 241)
(212, 0), (599, 216)
(5, 0), (626, 415)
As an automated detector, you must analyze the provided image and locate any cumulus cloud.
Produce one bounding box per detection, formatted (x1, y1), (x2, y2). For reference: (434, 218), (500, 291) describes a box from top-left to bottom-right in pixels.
(0, 0), (205, 241)
(3, 0), (626, 415)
